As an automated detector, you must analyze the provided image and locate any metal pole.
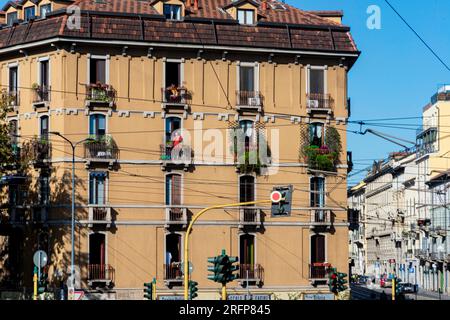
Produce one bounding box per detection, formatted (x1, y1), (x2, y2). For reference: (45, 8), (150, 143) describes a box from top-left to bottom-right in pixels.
(222, 283), (227, 301)
(183, 199), (272, 300)
(71, 144), (75, 288)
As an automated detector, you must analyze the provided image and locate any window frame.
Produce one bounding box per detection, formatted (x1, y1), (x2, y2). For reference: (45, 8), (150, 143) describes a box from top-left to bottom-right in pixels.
(6, 11), (18, 26)
(24, 6), (36, 22)
(310, 176), (326, 208)
(306, 65), (327, 96)
(237, 62), (259, 93)
(237, 9), (255, 25)
(39, 3), (52, 18)
(87, 54), (110, 85)
(88, 171), (108, 205)
(163, 4), (182, 21)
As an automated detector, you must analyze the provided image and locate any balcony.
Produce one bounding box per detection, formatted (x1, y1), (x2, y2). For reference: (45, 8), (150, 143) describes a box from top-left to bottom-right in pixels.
(310, 209), (333, 230)
(85, 83), (116, 109)
(161, 86), (191, 111)
(238, 264), (264, 286)
(88, 264), (115, 286)
(32, 85), (51, 110)
(160, 141), (193, 171)
(2, 90), (20, 113)
(84, 135), (119, 169)
(309, 262), (331, 280)
(88, 205), (112, 228)
(164, 207), (187, 228)
(414, 249), (429, 258)
(31, 138), (51, 167)
(164, 263), (183, 286)
(306, 93), (333, 114)
(236, 91), (263, 113)
(238, 208), (261, 229)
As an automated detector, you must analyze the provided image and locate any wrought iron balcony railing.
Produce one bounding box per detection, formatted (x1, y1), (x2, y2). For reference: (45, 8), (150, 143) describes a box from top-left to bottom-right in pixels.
(306, 93), (333, 112)
(236, 91), (263, 112)
(239, 264), (264, 283)
(309, 263), (331, 279)
(85, 84), (116, 108)
(165, 207), (187, 228)
(84, 135), (119, 161)
(164, 263), (183, 281)
(88, 264), (115, 284)
(88, 205), (112, 227)
(3, 90), (20, 111)
(31, 138), (52, 164)
(32, 85), (51, 107)
(161, 87), (191, 109)
(239, 208), (261, 228)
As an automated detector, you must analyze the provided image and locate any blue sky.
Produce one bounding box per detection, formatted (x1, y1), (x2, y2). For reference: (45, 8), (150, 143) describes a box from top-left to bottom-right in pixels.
(2, 0), (447, 183)
(297, 0), (450, 184)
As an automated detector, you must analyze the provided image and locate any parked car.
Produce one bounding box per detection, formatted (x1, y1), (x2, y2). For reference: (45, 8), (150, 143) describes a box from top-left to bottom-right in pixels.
(399, 282), (417, 293)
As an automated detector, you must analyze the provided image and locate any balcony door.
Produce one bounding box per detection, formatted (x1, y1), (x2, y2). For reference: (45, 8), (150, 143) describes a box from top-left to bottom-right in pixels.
(89, 172), (106, 205)
(240, 234), (256, 280)
(165, 117), (181, 143)
(165, 233), (182, 280)
(309, 68), (325, 96)
(40, 60), (49, 88)
(239, 66), (255, 93)
(90, 58), (106, 84)
(309, 123), (325, 147)
(165, 61), (181, 88)
(310, 177), (325, 208)
(89, 114), (106, 139)
(40, 116), (49, 141)
(310, 234), (326, 278)
(166, 174), (181, 207)
(89, 233), (106, 278)
(9, 66), (18, 94)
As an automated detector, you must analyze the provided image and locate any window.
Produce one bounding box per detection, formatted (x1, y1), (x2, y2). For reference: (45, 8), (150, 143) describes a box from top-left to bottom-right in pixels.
(165, 233), (182, 280)
(40, 4), (51, 18)
(90, 58), (106, 84)
(89, 233), (106, 266)
(239, 120), (256, 152)
(89, 114), (106, 138)
(237, 9), (254, 25)
(165, 61), (181, 88)
(40, 60), (49, 87)
(24, 6), (36, 22)
(239, 66), (255, 92)
(6, 12), (17, 26)
(310, 177), (325, 208)
(309, 123), (325, 147)
(240, 175), (255, 203)
(166, 174), (181, 206)
(163, 4), (181, 20)
(40, 115), (49, 141)
(39, 173), (50, 205)
(9, 120), (18, 145)
(309, 68), (325, 95)
(311, 234), (326, 264)
(89, 172), (106, 205)
(165, 117), (181, 143)
(9, 66), (18, 94)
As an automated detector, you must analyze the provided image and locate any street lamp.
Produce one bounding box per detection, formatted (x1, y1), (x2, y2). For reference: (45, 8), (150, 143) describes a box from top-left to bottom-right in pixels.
(49, 131), (94, 289)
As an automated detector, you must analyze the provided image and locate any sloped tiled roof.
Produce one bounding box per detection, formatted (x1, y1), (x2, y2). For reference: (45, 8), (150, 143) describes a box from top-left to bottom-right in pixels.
(0, 0), (359, 59)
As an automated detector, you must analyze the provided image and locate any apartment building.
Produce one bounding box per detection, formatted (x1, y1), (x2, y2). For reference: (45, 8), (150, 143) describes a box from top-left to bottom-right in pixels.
(348, 86), (450, 294)
(0, 0), (359, 299)
(348, 182), (366, 277)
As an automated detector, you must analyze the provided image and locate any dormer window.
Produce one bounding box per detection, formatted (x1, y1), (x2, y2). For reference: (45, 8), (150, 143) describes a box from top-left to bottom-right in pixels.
(24, 6), (36, 22)
(164, 4), (182, 20)
(237, 9), (254, 25)
(40, 4), (51, 18)
(6, 12), (17, 26)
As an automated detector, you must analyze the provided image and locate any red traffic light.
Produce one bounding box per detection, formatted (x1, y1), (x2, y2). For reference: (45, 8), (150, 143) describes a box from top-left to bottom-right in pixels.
(270, 191), (282, 203)
(331, 274), (337, 279)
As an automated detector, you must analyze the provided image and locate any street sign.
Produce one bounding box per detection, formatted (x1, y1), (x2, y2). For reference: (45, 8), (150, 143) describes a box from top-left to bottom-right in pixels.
(180, 261), (194, 275)
(157, 295), (184, 300)
(304, 293), (335, 300)
(33, 250), (48, 268)
(270, 191), (282, 203)
(228, 294), (271, 300)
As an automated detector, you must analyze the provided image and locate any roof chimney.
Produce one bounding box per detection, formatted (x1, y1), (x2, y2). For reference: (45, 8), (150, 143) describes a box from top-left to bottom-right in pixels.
(261, 0), (268, 11)
(194, 0), (198, 11)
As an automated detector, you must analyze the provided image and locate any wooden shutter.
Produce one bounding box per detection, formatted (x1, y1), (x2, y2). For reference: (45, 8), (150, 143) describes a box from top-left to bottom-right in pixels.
(171, 174), (181, 205)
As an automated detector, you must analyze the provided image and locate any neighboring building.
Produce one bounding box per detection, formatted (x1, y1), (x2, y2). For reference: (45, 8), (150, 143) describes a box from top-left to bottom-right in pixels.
(348, 85), (450, 294)
(348, 182), (366, 277)
(0, 0), (359, 299)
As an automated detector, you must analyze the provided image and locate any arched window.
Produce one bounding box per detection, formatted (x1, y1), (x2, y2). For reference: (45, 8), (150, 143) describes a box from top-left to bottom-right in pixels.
(239, 120), (255, 152)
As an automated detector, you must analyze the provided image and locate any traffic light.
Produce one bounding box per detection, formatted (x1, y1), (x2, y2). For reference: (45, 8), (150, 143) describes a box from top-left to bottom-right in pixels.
(328, 268), (338, 293)
(37, 268), (48, 294)
(208, 250), (239, 284)
(271, 185), (293, 217)
(336, 272), (348, 292)
(394, 278), (404, 300)
(189, 280), (199, 299)
(143, 282), (153, 300)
